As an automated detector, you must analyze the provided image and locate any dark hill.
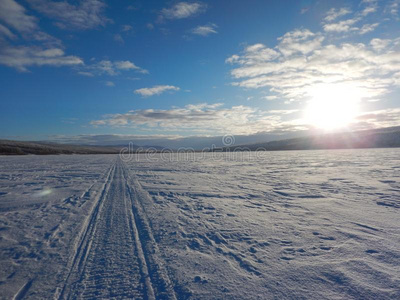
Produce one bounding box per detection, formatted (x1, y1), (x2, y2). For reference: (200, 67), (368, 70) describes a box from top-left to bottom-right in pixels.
(219, 126), (400, 152)
(0, 140), (122, 155)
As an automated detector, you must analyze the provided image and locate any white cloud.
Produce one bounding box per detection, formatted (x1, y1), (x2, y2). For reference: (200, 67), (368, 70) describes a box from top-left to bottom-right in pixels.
(323, 18), (379, 35)
(0, 0), (37, 33)
(80, 60), (148, 76)
(105, 81), (115, 87)
(225, 54), (240, 64)
(387, 0), (399, 15)
(0, 23), (16, 39)
(134, 85), (180, 97)
(323, 2), (380, 34)
(90, 103), (300, 135)
(27, 0), (110, 30)
(115, 60), (146, 72)
(226, 44), (279, 64)
(191, 23), (217, 36)
(278, 29), (324, 56)
(268, 109), (298, 115)
(264, 95), (278, 101)
(370, 38), (391, 51)
(323, 18), (359, 32)
(0, 0), (82, 71)
(361, 5), (377, 16)
(0, 45), (83, 72)
(86, 60), (115, 75)
(359, 23), (379, 34)
(0, 0), (60, 44)
(160, 2), (207, 20)
(325, 7), (351, 22)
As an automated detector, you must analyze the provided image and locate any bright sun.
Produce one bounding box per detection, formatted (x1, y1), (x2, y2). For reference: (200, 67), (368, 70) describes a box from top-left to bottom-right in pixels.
(304, 84), (361, 131)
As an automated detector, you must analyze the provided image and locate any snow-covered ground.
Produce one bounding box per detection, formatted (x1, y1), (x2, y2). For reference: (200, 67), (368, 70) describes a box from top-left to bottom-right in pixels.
(0, 149), (399, 299)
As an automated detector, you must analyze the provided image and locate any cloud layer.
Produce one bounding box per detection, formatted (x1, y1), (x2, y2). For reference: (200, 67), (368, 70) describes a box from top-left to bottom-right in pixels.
(227, 30), (400, 103)
(226, 0), (400, 109)
(90, 103), (302, 135)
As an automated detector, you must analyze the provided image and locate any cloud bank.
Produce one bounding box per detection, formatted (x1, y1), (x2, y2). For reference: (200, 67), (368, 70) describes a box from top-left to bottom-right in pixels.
(90, 103), (303, 135)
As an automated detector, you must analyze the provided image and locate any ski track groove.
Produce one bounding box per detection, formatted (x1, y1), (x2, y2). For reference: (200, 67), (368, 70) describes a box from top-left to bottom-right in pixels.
(13, 279), (34, 300)
(124, 166), (177, 300)
(56, 161), (116, 299)
(56, 158), (177, 300)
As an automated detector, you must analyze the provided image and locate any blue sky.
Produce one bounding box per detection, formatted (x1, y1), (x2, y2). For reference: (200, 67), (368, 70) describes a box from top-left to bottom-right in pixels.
(0, 0), (399, 146)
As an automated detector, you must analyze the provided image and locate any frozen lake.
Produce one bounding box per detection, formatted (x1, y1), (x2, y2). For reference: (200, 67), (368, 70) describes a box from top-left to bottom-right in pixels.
(0, 149), (399, 299)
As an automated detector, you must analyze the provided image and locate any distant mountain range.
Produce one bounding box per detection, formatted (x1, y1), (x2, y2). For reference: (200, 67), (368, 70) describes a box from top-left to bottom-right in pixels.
(217, 126), (400, 152)
(0, 140), (122, 155)
(0, 140), (172, 155)
(1, 126), (400, 155)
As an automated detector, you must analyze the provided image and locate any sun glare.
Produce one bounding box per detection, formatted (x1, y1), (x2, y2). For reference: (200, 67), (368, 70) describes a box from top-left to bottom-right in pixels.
(305, 84), (361, 131)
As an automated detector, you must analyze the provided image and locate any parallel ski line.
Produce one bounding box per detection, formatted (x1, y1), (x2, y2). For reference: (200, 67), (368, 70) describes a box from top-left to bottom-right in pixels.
(13, 279), (34, 300)
(123, 162), (178, 300)
(72, 160), (145, 298)
(124, 176), (156, 300)
(56, 161), (116, 300)
(56, 158), (177, 299)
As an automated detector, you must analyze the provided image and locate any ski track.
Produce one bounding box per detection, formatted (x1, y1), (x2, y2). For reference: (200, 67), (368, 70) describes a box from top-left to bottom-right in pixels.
(12, 279), (34, 300)
(58, 158), (176, 300)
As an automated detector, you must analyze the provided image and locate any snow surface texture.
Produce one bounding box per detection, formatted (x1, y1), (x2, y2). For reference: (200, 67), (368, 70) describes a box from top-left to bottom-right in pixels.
(0, 149), (399, 299)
